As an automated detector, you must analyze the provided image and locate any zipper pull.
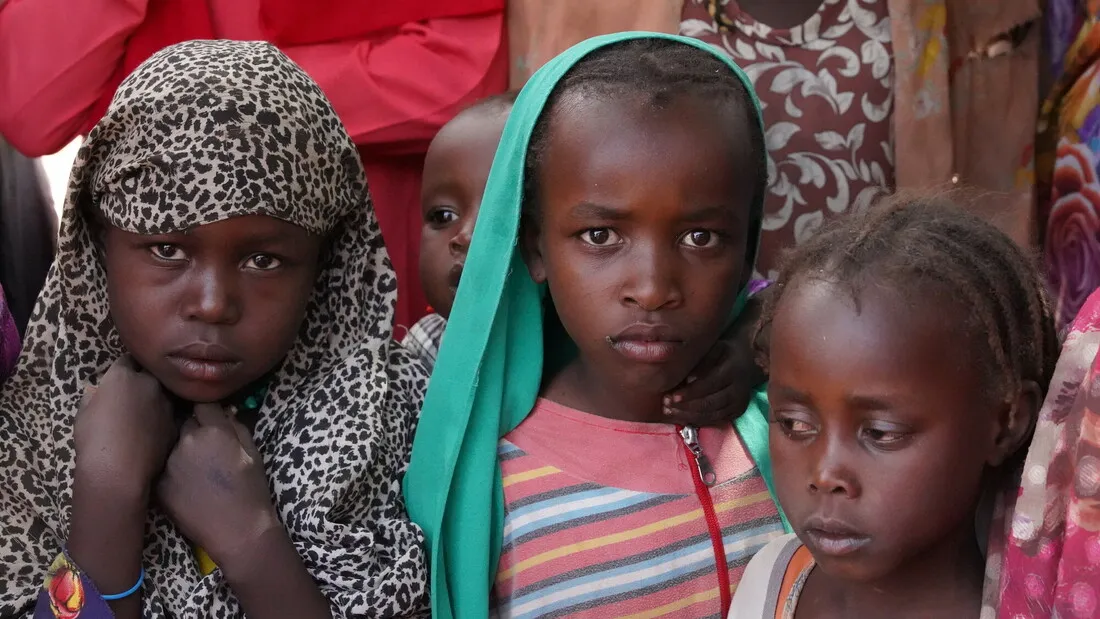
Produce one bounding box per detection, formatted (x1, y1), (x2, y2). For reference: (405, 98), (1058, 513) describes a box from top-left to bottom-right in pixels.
(679, 425), (717, 487)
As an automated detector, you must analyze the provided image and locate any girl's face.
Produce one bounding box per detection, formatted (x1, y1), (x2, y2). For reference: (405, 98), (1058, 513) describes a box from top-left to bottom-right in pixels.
(767, 277), (1022, 583)
(525, 92), (756, 395)
(104, 214), (323, 402)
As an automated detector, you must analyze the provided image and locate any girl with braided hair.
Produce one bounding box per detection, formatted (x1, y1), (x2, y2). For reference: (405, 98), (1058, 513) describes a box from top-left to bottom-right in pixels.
(729, 193), (1059, 618)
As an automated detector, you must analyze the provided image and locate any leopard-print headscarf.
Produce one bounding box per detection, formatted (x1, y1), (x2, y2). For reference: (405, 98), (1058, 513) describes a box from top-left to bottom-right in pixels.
(0, 40), (429, 618)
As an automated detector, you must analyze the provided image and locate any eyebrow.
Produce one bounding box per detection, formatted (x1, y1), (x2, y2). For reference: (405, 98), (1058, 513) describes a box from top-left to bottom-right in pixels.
(770, 384), (809, 403)
(194, 227), (305, 245)
(569, 201), (740, 223)
(680, 205), (739, 225)
(770, 384), (893, 412)
(843, 394), (893, 412)
(244, 228), (311, 245)
(422, 179), (467, 200)
(569, 201), (630, 221)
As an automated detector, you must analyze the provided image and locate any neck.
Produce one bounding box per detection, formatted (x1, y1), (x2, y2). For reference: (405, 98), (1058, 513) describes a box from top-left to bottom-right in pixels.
(541, 357), (669, 424)
(805, 523), (985, 618)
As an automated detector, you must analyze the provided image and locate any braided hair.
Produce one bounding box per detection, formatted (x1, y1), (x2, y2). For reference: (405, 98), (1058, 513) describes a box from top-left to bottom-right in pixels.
(521, 38), (768, 261)
(757, 191), (1060, 404)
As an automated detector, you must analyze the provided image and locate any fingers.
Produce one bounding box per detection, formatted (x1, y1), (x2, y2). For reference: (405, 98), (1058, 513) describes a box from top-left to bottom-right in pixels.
(179, 413), (201, 436)
(79, 384), (98, 408)
(192, 402), (232, 427)
(666, 342), (729, 406)
(663, 389), (741, 427)
(100, 354), (136, 381)
(229, 420), (261, 458)
(189, 402), (259, 455)
(112, 354), (138, 371)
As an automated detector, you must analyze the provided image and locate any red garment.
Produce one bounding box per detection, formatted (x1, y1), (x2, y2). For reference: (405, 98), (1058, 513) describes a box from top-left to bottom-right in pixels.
(0, 0), (507, 328)
(260, 0), (504, 46)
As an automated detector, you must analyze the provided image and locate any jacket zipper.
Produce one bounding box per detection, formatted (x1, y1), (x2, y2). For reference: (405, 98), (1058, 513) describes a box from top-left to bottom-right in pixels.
(678, 425), (731, 616)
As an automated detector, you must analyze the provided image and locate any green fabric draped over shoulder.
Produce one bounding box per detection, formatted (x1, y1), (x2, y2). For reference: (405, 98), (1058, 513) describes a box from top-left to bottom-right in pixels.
(404, 31), (788, 619)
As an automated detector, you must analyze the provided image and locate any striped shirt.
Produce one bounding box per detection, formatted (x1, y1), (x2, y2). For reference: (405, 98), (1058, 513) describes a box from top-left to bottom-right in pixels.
(494, 398), (784, 618)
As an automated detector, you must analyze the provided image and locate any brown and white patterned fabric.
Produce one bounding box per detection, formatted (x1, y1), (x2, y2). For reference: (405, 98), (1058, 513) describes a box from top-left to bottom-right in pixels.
(682, 0), (894, 276)
(0, 40), (429, 618)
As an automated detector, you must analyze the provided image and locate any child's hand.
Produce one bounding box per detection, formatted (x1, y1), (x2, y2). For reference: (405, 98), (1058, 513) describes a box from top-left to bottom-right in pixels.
(74, 355), (177, 493)
(662, 294), (768, 427)
(156, 404), (280, 571)
(662, 338), (764, 426)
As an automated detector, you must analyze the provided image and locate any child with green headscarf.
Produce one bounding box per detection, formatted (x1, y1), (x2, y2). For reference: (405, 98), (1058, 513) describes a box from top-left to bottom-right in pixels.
(405, 32), (788, 619)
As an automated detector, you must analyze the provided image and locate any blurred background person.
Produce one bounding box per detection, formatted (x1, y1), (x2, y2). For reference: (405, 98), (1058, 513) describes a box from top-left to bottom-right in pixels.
(0, 135), (55, 336)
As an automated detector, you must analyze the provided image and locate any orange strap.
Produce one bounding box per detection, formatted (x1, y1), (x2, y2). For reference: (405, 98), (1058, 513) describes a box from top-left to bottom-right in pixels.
(773, 545), (814, 619)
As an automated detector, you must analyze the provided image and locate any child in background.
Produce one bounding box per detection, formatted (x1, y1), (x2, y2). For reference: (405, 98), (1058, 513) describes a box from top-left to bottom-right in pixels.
(0, 286), (18, 380)
(0, 135), (56, 335)
(405, 33), (788, 619)
(406, 92), (518, 365)
(410, 90), (768, 422)
(729, 196), (1059, 617)
(0, 41), (428, 618)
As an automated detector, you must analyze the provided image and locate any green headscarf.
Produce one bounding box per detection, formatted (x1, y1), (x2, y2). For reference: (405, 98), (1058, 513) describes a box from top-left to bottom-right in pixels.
(404, 31), (787, 619)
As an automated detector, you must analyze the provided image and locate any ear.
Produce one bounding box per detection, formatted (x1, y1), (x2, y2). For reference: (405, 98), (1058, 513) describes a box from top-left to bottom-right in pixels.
(988, 380), (1042, 467)
(520, 214), (547, 284)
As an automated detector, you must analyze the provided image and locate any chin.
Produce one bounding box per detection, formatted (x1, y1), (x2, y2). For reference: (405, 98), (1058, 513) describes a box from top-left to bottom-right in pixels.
(157, 376), (241, 404)
(618, 363), (692, 395)
(810, 552), (894, 583)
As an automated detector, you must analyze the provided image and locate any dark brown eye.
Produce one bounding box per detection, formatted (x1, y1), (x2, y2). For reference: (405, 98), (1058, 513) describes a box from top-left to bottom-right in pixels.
(427, 208), (460, 228)
(245, 254), (282, 270)
(580, 228), (620, 246)
(682, 230), (717, 248)
(149, 244), (185, 260)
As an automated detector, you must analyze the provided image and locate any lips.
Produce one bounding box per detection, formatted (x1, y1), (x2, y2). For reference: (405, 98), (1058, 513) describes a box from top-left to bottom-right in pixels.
(801, 516), (871, 558)
(608, 323), (684, 364)
(165, 342), (242, 382)
(447, 263), (464, 292)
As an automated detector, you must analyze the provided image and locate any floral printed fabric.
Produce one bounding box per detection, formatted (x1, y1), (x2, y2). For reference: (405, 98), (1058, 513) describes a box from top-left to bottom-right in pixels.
(681, 0), (894, 277)
(35, 553), (115, 619)
(996, 289), (1100, 619)
(1038, 2), (1100, 329)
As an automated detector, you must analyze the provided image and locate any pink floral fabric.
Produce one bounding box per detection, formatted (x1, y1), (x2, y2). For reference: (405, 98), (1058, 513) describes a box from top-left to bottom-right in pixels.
(996, 289), (1100, 618)
(1038, 4), (1100, 329)
(1048, 140), (1100, 328)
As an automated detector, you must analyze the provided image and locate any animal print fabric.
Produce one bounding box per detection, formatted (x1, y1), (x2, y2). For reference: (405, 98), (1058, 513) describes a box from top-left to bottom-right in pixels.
(0, 41), (430, 618)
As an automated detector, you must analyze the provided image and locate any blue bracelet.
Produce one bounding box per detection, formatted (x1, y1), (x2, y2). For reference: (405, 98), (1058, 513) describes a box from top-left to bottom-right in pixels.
(101, 568), (144, 601)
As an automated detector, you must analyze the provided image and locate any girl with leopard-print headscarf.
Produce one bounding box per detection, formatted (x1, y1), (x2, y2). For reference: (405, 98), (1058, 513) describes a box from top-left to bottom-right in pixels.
(0, 40), (429, 618)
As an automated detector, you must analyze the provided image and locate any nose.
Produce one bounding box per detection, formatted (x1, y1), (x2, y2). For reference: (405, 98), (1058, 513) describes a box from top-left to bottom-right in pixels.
(807, 434), (861, 499)
(182, 263), (242, 325)
(621, 243), (683, 312)
(449, 217), (476, 258)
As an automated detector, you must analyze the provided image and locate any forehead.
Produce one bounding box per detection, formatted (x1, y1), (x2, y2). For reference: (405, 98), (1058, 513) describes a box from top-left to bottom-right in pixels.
(537, 92), (754, 213)
(107, 214), (315, 243)
(770, 277), (986, 400)
(425, 110), (508, 168)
